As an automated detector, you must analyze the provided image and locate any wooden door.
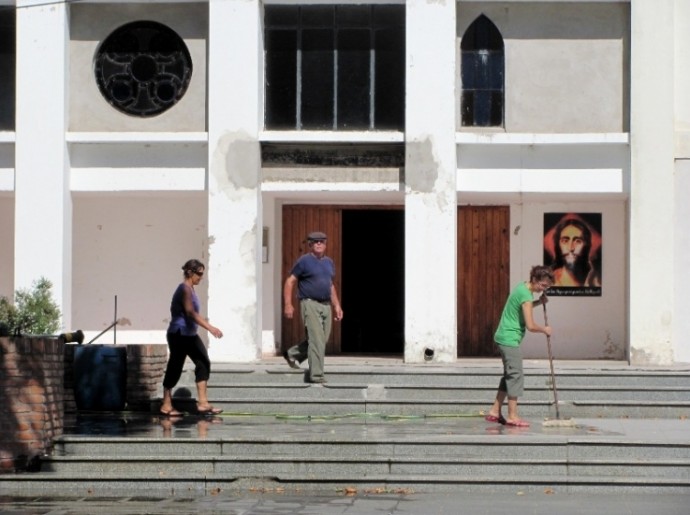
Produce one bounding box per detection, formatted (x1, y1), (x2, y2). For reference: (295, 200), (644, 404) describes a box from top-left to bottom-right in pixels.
(281, 205), (342, 354)
(457, 206), (510, 357)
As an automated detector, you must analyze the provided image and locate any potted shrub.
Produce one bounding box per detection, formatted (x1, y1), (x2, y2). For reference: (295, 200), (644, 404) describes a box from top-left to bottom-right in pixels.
(0, 277), (61, 337)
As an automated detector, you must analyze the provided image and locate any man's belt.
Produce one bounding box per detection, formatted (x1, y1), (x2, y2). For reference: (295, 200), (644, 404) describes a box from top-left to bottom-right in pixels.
(302, 298), (331, 304)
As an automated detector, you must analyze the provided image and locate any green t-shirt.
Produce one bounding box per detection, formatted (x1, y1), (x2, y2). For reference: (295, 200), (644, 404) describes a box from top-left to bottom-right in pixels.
(494, 281), (534, 347)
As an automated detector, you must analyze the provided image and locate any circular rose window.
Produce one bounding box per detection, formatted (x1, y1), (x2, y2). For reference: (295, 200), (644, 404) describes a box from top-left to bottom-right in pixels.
(94, 21), (193, 117)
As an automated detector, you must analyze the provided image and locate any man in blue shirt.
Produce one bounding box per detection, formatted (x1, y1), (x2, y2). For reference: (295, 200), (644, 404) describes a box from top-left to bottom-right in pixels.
(283, 231), (343, 383)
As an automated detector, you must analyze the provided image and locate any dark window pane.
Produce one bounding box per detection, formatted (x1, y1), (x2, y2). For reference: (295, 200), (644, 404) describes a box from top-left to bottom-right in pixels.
(476, 52), (492, 89)
(474, 90), (491, 127)
(374, 27), (404, 129)
(489, 52), (504, 89)
(461, 15), (503, 51)
(302, 6), (333, 27)
(265, 5), (298, 26)
(337, 5), (370, 27)
(373, 5), (404, 27)
(0, 9), (16, 130)
(461, 91), (474, 127)
(266, 30), (297, 129)
(461, 15), (504, 127)
(461, 52), (477, 90)
(302, 29), (334, 129)
(264, 4), (405, 132)
(490, 92), (503, 126)
(337, 29), (370, 129)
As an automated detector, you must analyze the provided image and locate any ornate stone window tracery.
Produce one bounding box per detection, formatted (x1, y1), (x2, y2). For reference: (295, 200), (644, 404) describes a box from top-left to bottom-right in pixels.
(94, 21), (193, 117)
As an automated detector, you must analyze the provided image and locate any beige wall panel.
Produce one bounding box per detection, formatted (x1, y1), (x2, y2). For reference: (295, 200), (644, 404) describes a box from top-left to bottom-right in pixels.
(69, 3), (207, 132)
(458, 2), (629, 133)
(71, 194), (207, 342)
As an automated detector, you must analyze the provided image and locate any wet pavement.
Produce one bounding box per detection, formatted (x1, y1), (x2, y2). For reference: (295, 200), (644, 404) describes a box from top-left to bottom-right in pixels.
(60, 410), (689, 443)
(1, 491), (689, 514)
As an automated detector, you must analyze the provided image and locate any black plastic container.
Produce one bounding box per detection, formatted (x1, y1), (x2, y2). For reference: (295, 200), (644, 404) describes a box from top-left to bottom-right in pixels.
(73, 345), (127, 411)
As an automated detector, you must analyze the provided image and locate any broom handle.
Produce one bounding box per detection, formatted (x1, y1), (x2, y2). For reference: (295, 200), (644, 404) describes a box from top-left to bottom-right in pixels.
(543, 301), (561, 419)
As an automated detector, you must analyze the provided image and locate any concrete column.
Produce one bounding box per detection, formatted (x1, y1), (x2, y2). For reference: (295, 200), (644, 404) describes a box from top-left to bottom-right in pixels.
(404, 0), (457, 363)
(629, 0), (674, 364)
(206, 0), (262, 361)
(673, 0), (690, 363)
(14, 1), (71, 329)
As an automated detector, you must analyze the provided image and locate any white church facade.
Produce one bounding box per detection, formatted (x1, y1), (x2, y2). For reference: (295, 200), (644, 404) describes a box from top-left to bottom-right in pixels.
(0, 0), (687, 365)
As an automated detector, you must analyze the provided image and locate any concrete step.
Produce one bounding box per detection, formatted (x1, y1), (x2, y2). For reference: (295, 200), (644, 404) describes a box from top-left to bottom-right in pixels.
(3, 472), (689, 496)
(52, 432), (690, 461)
(204, 383), (690, 402)
(163, 393), (690, 419)
(8, 360), (689, 497)
(41, 454), (690, 480)
(3, 414), (689, 496)
(161, 364), (690, 419)
(202, 366), (690, 388)
(36, 437), (690, 493)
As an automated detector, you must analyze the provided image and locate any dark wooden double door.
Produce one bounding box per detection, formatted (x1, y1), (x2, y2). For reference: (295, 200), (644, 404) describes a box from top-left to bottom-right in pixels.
(282, 205), (509, 357)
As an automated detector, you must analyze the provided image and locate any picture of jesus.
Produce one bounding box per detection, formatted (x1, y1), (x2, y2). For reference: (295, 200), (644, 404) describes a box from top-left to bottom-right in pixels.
(543, 213), (602, 297)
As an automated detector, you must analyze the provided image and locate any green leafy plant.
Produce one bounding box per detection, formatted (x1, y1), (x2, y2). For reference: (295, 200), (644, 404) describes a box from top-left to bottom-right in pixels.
(0, 296), (18, 336)
(0, 277), (61, 336)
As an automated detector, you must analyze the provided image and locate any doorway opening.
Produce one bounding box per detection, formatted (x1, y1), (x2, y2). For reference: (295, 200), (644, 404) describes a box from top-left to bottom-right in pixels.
(341, 209), (405, 354)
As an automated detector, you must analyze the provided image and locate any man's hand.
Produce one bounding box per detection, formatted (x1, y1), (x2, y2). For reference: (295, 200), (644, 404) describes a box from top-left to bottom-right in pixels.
(284, 304), (295, 319)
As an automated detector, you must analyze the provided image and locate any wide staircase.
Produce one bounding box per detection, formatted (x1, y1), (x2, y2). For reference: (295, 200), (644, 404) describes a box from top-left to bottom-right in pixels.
(2, 358), (690, 496)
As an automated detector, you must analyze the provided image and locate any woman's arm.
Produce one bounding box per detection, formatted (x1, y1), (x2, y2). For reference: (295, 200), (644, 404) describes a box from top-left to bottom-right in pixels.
(182, 284), (223, 338)
(522, 301), (551, 336)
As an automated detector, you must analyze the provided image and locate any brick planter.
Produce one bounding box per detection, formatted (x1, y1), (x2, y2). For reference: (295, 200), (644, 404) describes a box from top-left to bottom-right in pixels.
(1, 338), (167, 473)
(63, 344), (167, 413)
(124, 344), (168, 411)
(0, 337), (64, 473)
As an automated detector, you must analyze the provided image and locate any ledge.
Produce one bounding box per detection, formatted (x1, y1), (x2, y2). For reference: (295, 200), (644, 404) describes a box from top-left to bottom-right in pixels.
(260, 130), (404, 144)
(456, 133), (630, 145)
(66, 132), (207, 144)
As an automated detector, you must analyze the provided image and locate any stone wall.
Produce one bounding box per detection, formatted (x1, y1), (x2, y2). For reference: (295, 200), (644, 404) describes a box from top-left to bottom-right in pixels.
(1, 338), (167, 473)
(0, 337), (64, 473)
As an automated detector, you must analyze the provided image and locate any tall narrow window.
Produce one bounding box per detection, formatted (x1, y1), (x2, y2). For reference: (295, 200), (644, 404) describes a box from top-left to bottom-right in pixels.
(265, 5), (405, 131)
(461, 15), (504, 127)
(0, 9), (16, 130)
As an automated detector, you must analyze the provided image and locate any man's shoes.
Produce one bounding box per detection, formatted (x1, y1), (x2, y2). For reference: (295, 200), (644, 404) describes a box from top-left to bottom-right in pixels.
(282, 350), (301, 369)
(309, 377), (327, 384)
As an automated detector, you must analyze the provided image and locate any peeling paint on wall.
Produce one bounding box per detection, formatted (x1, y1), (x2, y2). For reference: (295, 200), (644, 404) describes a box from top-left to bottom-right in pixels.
(239, 227), (258, 280)
(211, 131), (260, 198)
(406, 138), (440, 193)
(630, 346), (674, 366)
